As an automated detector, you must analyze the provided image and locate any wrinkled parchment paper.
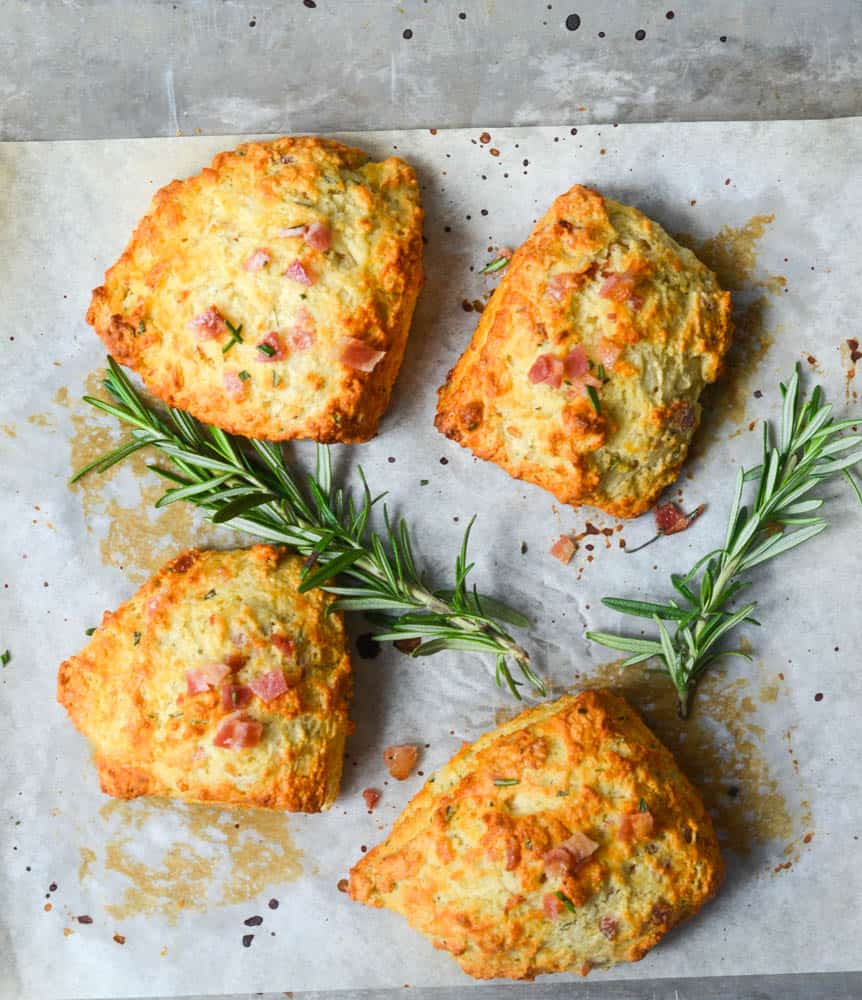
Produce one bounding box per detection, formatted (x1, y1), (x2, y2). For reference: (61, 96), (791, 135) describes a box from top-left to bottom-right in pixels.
(2, 119), (861, 999)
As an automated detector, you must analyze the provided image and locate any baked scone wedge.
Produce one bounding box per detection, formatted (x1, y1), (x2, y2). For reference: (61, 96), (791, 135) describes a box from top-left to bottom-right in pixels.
(57, 546), (352, 812)
(435, 185), (732, 517)
(87, 136), (423, 442)
(349, 690), (723, 980)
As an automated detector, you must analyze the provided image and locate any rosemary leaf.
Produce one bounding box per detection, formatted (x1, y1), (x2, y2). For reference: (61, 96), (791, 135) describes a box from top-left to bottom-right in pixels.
(73, 358), (541, 698)
(587, 366), (862, 717)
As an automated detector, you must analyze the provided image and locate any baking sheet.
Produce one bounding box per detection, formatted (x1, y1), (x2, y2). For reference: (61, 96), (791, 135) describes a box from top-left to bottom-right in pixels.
(1, 119), (861, 999)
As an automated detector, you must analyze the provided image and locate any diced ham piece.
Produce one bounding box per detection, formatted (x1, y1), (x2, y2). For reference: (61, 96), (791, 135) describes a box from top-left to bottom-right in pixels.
(340, 338), (386, 372)
(654, 502), (706, 536)
(223, 372), (248, 398)
(188, 307), (226, 339)
(566, 372), (603, 399)
(256, 331), (286, 362)
(285, 260), (314, 286)
(546, 272), (580, 302)
(599, 916), (619, 940)
(186, 662), (230, 694)
(304, 222), (332, 251)
(543, 892), (563, 919)
(277, 225), (307, 238)
(596, 338), (622, 369)
(220, 683), (254, 712)
(543, 831), (599, 876)
(362, 788), (381, 811)
(249, 669), (290, 704)
(562, 346), (589, 380)
(600, 270), (644, 310)
(271, 634), (295, 659)
(243, 249), (270, 273)
(290, 308), (316, 349)
(550, 535), (576, 564)
(528, 353), (564, 388)
(213, 713), (262, 750)
(618, 810), (655, 843)
(599, 271), (637, 302)
(383, 744), (419, 780)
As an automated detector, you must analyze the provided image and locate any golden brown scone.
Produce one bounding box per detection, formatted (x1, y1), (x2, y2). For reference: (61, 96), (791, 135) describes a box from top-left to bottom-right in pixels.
(87, 136), (423, 443)
(57, 546), (352, 812)
(435, 185), (732, 517)
(349, 690), (723, 980)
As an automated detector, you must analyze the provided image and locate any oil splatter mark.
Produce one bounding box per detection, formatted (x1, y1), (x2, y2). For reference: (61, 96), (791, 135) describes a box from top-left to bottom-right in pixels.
(578, 660), (797, 856)
(58, 370), (231, 582)
(78, 847), (97, 883)
(677, 216), (781, 442)
(85, 799), (303, 923)
(1, 424), (15, 437)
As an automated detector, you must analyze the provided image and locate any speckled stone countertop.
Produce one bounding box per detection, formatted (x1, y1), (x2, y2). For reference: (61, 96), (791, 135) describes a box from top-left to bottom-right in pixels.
(2, 2), (861, 999)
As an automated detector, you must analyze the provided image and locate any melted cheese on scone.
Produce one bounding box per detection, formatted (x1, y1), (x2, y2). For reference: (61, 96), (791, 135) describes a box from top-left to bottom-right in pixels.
(349, 690), (723, 980)
(435, 185), (732, 517)
(87, 136), (423, 443)
(57, 546), (352, 812)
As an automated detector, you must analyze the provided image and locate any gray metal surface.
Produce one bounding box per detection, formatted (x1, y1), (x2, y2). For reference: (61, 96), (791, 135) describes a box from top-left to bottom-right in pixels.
(6, 2), (861, 999)
(2, 0), (862, 141)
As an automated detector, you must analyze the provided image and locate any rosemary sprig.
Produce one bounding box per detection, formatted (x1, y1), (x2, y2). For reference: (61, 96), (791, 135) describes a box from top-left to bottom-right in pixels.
(587, 366), (862, 717)
(72, 358), (542, 698)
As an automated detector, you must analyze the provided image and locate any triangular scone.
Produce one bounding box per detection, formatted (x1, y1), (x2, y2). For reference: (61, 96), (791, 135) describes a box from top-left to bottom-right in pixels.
(57, 546), (352, 812)
(349, 690), (723, 980)
(87, 136), (423, 443)
(435, 185), (731, 517)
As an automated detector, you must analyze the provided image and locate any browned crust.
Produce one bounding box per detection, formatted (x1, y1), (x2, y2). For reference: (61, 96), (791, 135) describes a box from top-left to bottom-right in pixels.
(435, 185), (732, 518)
(349, 689), (724, 980)
(86, 136), (424, 443)
(57, 546), (352, 812)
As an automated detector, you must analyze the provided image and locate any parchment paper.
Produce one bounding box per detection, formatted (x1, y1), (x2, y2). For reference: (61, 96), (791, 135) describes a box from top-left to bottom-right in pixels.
(1, 119), (861, 999)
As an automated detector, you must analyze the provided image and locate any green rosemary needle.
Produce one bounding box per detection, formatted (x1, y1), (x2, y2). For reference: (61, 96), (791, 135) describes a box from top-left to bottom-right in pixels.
(72, 358), (542, 698)
(587, 366), (862, 717)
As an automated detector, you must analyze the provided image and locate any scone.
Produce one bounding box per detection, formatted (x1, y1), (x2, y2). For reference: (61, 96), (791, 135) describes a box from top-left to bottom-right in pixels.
(435, 185), (732, 517)
(87, 136), (424, 443)
(349, 690), (723, 980)
(57, 546), (352, 812)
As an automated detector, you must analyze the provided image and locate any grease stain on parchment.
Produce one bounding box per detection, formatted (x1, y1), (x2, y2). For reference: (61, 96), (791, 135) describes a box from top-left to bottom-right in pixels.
(676, 216), (780, 442)
(57, 371), (222, 582)
(577, 659), (797, 857)
(81, 799), (303, 922)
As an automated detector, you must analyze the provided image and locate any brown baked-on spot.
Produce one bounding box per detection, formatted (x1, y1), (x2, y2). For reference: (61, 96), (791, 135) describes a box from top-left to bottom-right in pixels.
(170, 551), (197, 574)
(461, 401), (484, 431)
(668, 399), (697, 433)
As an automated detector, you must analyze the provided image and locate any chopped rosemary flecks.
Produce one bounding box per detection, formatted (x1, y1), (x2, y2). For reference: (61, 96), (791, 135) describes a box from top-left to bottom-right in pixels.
(238, 370), (251, 381)
(222, 320), (244, 355)
(554, 891), (577, 914)
(493, 778), (519, 787)
(203, 589), (217, 600)
(420, 479), (429, 486)
(0, 650), (10, 667)
(639, 797), (648, 812)
(85, 627), (96, 636)
(132, 631), (142, 646)
(137, 320), (146, 335)
(272, 371), (281, 387)
(596, 363), (607, 382)
(587, 366), (862, 717)
(586, 384), (601, 414)
(257, 342), (276, 358)
(71, 358), (541, 698)
(479, 255), (509, 275)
